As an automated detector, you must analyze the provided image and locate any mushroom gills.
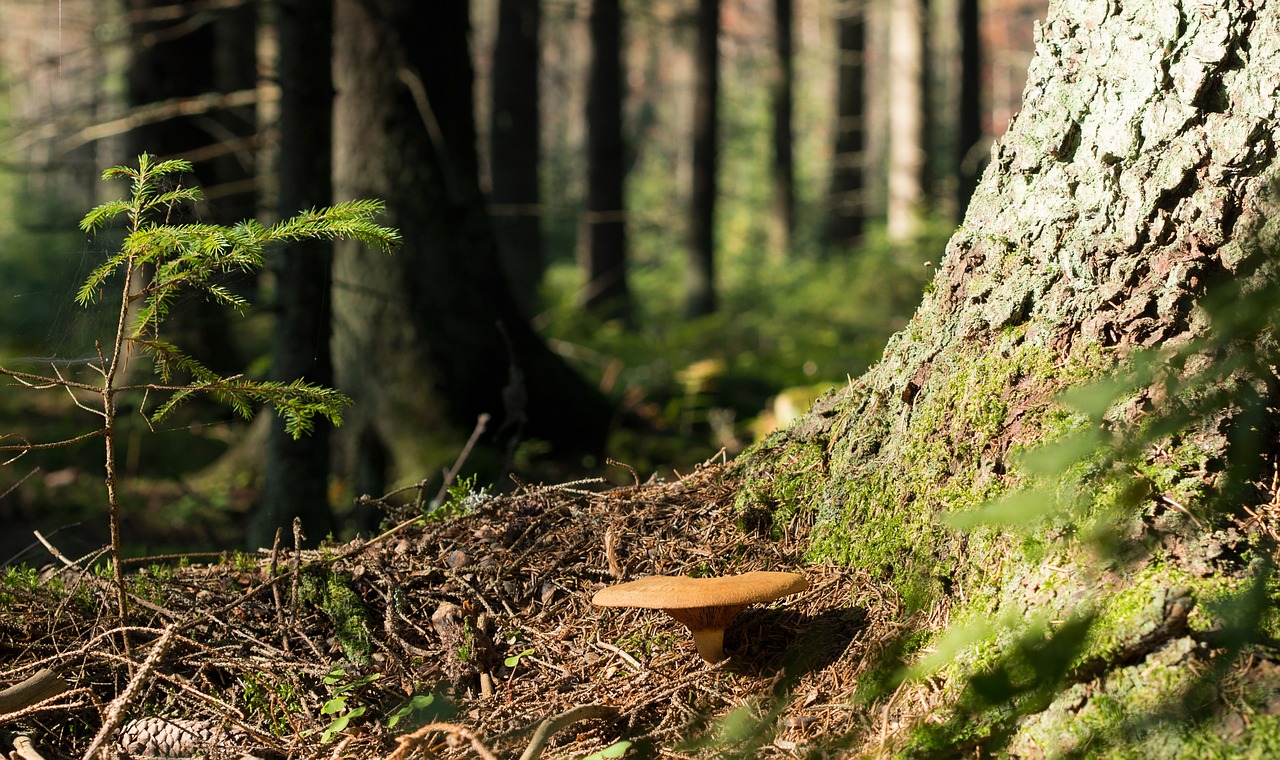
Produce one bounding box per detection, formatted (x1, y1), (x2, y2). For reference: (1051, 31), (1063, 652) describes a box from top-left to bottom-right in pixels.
(664, 604), (749, 663)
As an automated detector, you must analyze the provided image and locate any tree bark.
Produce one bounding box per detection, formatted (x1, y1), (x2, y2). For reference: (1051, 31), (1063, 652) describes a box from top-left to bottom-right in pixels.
(769, 0), (794, 261)
(739, 0), (1280, 750)
(822, 0), (867, 248)
(685, 0), (719, 318)
(490, 0), (543, 317)
(251, 0), (336, 549)
(332, 0), (612, 493)
(579, 0), (631, 324)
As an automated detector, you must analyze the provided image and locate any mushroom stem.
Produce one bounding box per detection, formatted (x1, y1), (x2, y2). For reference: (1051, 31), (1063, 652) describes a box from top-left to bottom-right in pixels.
(665, 604), (745, 663)
(688, 628), (726, 663)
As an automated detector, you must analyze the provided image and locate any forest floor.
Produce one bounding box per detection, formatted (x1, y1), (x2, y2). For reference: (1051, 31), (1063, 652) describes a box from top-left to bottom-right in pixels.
(0, 459), (939, 759)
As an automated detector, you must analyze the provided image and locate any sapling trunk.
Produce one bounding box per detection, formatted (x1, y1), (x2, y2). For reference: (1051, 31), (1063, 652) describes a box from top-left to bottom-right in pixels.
(102, 254), (138, 623)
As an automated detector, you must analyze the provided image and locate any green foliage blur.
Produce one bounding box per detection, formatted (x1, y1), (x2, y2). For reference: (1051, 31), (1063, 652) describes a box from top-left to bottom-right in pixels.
(538, 219), (949, 470)
(535, 38), (952, 471)
(0, 166), (105, 358)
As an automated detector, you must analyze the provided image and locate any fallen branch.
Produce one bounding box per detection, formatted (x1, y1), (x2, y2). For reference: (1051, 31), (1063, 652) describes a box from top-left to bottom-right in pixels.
(0, 670), (69, 717)
(11, 734), (49, 760)
(81, 624), (181, 760)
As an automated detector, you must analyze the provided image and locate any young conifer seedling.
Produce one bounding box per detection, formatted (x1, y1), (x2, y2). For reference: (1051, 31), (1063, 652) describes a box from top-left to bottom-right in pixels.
(0, 154), (399, 621)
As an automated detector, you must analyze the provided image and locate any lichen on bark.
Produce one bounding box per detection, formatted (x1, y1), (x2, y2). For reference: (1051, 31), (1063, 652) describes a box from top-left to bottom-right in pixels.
(736, 0), (1280, 751)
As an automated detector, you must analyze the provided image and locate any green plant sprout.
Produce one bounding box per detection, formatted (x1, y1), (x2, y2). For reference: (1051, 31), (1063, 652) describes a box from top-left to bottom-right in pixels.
(580, 740), (633, 759)
(0, 153), (399, 622)
(318, 667), (382, 742)
(504, 647), (535, 701)
(503, 647), (534, 669)
(386, 693), (436, 729)
(426, 473), (492, 521)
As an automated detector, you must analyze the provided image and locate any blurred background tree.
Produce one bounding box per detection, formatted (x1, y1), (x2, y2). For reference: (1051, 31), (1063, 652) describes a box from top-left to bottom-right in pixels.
(0, 0), (1049, 556)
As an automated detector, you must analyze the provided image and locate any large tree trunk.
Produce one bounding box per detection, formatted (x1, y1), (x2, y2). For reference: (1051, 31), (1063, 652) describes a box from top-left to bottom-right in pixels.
(251, 0), (336, 549)
(738, 0), (1280, 751)
(685, 0), (719, 318)
(489, 0), (543, 317)
(332, 0), (612, 495)
(579, 0), (631, 323)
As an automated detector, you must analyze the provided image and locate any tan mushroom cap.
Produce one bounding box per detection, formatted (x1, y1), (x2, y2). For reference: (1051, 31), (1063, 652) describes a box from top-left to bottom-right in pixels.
(592, 571), (808, 663)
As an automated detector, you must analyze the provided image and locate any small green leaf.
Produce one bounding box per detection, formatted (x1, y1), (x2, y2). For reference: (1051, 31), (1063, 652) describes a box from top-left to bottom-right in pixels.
(323, 668), (346, 685)
(580, 740), (633, 759)
(387, 693), (435, 727)
(321, 697), (347, 715)
(320, 713), (349, 743)
(504, 648), (535, 668)
(943, 487), (1058, 530)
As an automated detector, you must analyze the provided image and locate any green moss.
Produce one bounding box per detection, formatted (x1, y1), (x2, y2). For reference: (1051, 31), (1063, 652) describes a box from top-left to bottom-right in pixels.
(1008, 636), (1202, 756)
(807, 328), (1104, 611)
(1075, 563), (1234, 668)
(300, 569), (373, 664)
(733, 436), (829, 539)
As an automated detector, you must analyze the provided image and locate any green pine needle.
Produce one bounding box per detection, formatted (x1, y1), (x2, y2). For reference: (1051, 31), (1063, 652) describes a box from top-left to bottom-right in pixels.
(75, 153), (397, 435)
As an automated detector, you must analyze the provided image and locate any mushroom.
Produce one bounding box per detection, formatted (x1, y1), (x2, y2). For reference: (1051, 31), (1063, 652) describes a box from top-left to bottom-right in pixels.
(591, 571), (808, 663)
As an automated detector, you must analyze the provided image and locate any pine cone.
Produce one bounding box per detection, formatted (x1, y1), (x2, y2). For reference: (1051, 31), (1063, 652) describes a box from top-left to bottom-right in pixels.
(117, 716), (214, 757)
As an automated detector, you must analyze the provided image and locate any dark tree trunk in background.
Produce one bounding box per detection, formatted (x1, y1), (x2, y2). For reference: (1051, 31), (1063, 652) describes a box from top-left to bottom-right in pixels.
(956, 0), (983, 209)
(886, 0), (928, 241)
(490, 0), (543, 317)
(126, 0), (255, 374)
(332, 0), (612, 494)
(207, 0), (259, 221)
(769, 0), (794, 261)
(580, 0), (631, 323)
(685, 0), (719, 318)
(823, 0), (866, 248)
(251, 0), (336, 549)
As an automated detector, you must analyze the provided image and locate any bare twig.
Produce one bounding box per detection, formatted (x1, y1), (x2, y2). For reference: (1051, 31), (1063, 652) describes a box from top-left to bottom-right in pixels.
(270, 528), (284, 631)
(433, 413), (491, 508)
(31, 531), (76, 570)
(0, 430), (105, 454)
(0, 467), (39, 501)
(52, 365), (104, 418)
(11, 733), (50, 760)
(518, 704), (619, 760)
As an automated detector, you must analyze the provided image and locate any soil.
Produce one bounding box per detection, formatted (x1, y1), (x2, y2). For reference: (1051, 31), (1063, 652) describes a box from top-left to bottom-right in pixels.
(0, 461), (919, 759)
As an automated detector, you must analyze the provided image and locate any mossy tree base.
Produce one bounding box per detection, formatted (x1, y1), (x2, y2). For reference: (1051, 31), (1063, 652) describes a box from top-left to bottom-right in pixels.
(737, 0), (1280, 753)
